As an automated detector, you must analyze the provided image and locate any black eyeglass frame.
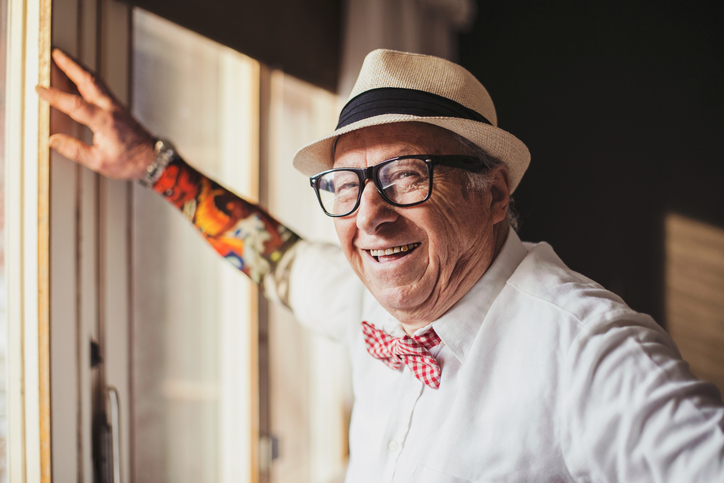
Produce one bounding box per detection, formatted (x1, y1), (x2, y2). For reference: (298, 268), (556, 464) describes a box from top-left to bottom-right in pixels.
(309, 154), (486, 217)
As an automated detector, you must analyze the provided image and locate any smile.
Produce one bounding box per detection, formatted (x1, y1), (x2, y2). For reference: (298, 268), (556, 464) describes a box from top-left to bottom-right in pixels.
(368, 242), (420, 260)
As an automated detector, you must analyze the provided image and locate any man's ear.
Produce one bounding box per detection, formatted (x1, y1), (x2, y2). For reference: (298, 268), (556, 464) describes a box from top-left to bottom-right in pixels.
(489, 166), (511, 225)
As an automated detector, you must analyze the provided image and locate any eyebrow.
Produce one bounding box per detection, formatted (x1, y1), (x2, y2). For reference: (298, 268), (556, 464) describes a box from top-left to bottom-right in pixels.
(333, 143), (427, 164)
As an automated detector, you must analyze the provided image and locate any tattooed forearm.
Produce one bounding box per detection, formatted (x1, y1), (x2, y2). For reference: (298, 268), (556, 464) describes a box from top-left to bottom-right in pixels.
(152, 157), (301, 283)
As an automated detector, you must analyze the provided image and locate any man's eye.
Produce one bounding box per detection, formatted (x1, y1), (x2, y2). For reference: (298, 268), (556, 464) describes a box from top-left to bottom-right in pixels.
(384, 168), (426, 187)
(335, 181), (359, 194)
(391, 170), (420, 181)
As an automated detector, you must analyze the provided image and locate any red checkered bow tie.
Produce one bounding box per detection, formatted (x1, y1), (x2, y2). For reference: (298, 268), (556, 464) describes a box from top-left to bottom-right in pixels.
(361, 321), (443, 389)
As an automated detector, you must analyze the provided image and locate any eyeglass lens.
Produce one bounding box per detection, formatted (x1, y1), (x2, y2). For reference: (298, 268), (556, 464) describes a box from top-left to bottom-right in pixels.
(317, 157), (431, 216)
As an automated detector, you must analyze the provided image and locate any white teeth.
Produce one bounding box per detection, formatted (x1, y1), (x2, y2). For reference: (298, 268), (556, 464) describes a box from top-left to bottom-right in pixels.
(369, 243), (419, 257)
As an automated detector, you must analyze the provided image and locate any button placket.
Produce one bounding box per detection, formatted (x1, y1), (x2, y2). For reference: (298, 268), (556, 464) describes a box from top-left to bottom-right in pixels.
(387, 372), (426, 482)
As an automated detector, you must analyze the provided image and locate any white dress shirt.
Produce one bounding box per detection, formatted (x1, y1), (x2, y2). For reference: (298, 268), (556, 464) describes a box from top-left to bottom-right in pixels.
(278, 229), (724, 482)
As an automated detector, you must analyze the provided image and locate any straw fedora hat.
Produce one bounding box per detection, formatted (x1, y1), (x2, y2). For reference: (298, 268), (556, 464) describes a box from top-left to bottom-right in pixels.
(292, 49), (531, 193)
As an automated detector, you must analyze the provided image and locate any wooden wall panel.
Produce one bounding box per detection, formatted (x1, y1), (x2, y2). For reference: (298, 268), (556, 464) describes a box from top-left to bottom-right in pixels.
(666, 213), (724, 394)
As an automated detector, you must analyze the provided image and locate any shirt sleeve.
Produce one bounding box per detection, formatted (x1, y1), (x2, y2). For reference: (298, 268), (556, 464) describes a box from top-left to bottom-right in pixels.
(284, 240), (366, 343)
(561, 311), (724, 482)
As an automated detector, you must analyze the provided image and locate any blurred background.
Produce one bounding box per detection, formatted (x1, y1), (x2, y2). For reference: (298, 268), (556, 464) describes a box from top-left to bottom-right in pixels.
(2, 0), (723, 482)
(458, 0), (724, 397)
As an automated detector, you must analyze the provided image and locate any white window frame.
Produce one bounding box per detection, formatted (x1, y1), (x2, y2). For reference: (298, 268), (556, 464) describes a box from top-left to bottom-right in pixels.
(5, 0), (52, 481)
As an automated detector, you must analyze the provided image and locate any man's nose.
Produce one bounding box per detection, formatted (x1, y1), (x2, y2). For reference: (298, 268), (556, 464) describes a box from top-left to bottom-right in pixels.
(356, 180), (398, 234)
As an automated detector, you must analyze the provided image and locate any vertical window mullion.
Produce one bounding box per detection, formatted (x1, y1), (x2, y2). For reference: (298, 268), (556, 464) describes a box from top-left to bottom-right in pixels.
(5, 0), (52, 480)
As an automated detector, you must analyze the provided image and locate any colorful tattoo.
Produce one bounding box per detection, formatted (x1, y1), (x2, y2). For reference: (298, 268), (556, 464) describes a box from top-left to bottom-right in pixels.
(153, 158), (300, 283)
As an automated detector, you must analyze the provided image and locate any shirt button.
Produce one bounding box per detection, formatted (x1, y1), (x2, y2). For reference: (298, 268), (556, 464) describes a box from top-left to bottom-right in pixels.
(388, 440), (399, 452)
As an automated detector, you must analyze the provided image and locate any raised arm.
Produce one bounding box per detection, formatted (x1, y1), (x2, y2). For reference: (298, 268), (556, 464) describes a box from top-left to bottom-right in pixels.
(150, 155), (298, 282)
(37, 48), (300, 284)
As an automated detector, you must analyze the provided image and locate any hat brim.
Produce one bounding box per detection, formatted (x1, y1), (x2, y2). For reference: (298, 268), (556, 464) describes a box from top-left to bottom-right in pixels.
(292, 115), (531, 193)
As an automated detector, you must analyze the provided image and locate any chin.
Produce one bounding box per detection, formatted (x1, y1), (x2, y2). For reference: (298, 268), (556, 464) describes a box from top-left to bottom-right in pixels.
(371, 284), (431, 317)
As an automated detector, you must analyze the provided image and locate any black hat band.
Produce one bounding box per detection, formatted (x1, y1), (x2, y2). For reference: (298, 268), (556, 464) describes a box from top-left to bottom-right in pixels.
(336, 87), (492, 130)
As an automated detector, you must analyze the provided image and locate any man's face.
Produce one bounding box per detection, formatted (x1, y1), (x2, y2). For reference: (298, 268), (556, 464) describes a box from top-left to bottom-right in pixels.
(332, 122), (509, 331)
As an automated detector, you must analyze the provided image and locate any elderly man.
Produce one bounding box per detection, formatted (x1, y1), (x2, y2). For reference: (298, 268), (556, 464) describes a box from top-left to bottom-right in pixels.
(38, 48), (724, 482)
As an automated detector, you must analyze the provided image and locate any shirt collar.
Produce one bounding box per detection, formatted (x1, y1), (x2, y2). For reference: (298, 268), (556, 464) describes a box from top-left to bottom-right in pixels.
(431, 227), (528, 363)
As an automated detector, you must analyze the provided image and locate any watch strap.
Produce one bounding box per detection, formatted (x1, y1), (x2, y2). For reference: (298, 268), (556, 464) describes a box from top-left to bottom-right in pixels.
(138, 139), (177, 188)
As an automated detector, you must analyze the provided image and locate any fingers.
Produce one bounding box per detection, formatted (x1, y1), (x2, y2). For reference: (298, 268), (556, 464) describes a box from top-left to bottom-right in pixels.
(51, 49), (114, 110)
(36, 85), (100, 129)
(50, 54), (80, 97)
(49, 134), (96, 168)
(39, 50), (156, 181)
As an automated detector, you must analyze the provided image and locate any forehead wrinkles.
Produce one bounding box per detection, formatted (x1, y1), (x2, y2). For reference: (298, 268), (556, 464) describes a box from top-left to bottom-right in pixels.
(333, 124), (457, 168)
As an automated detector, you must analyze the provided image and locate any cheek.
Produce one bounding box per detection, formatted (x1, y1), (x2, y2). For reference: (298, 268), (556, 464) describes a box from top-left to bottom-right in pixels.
(424, 185), (491, 259)
(334, 218), (357, 258)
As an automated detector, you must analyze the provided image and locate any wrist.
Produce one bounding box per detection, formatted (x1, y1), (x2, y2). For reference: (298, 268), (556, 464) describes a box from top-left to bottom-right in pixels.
(138, 139), (178, 188)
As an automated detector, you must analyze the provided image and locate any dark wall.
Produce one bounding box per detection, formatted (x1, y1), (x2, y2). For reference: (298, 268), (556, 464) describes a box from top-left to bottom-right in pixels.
(460, 1), (724, 325)
(130, 0), (341, 91)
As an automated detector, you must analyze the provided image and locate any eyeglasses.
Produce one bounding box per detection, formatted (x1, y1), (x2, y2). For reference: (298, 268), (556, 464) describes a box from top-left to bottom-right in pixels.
(309, 155), (485, 217)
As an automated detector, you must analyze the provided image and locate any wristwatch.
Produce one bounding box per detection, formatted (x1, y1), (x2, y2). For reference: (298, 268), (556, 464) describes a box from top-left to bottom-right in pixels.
(138, 138), (177, 188)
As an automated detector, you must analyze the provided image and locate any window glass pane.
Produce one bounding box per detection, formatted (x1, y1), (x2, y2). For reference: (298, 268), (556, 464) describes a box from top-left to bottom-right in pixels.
(0, 0), (8, 479)
(267, 71), (350, 483)
(131, 9), (258, 482)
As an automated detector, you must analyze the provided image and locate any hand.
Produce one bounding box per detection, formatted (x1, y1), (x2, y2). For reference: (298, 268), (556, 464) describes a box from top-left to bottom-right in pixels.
(36, 49), (155, 180)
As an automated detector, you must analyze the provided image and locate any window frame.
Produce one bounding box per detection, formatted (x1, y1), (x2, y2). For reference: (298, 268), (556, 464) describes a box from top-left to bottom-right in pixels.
(5, 0), (52, 480)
